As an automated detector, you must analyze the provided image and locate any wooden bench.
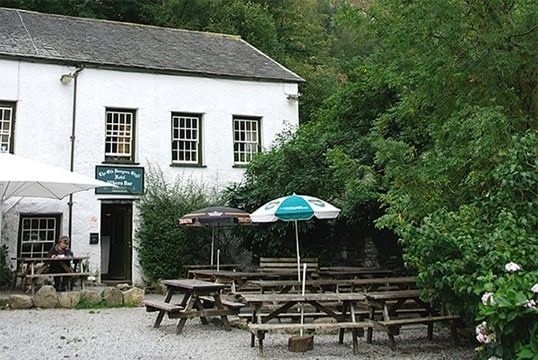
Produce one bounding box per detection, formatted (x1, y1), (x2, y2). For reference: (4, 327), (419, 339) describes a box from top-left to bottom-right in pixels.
(144, 300), (184, 314)
(249, 321), (368, 356)
(238, 308), (428, 322)
(198, 296), (245, 311)
(258, 257), (319, 275)
(367, 315), (460, 350)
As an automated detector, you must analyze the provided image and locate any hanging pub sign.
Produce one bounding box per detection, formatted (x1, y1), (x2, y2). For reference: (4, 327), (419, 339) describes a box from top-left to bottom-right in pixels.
(95, 165), (144, 195)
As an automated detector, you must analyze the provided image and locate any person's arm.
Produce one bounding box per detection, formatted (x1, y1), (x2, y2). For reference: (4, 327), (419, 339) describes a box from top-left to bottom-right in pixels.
(47, 246), (57, 258)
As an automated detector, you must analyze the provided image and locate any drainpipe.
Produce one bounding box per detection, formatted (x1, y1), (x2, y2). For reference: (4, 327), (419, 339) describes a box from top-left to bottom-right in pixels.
(67, 66), (84, 239)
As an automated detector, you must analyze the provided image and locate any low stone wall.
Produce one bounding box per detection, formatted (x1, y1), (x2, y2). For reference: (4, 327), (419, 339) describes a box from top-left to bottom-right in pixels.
(6, 285), (145, 310)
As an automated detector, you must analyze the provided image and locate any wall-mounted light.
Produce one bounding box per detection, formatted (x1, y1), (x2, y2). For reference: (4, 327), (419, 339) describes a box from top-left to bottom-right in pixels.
(60, 73), (74, 85)
(286, 93), (301, 101)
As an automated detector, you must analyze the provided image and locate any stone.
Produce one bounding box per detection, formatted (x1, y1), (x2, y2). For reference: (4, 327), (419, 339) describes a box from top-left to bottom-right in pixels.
(8, 294), (33, 309)
(102, 287), (123, 307)
(116, 283), (131, 291)
(0, 298), (9, 309)
(58, 291), (81, 308)
(288, 335), (314, 352)
(80, 290), (102, 306)
(33, 285), (59, 308)
(313, 317), (339, 335)
(122, 287), (144, 307)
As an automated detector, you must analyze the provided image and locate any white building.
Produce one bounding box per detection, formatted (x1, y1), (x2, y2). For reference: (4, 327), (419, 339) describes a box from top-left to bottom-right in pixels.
(0, 8), (302, 284)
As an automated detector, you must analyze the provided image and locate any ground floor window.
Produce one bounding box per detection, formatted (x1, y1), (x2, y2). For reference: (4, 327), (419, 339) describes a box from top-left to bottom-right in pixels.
(18, 214), (61, 258)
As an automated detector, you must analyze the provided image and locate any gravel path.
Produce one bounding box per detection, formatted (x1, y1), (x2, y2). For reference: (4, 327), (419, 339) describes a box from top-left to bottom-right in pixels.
(0, 307), (475, 360)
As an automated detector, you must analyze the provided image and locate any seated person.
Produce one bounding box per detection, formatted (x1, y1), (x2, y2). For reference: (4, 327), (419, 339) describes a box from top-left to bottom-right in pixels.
(47, 236), (74, 291)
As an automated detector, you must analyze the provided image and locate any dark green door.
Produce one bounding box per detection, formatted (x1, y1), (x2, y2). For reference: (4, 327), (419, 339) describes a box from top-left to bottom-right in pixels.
(100, 202), (132, 281)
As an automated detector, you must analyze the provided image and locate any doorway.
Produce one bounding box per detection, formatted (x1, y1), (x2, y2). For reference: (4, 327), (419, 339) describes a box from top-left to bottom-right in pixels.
(100, 202), (132, 282)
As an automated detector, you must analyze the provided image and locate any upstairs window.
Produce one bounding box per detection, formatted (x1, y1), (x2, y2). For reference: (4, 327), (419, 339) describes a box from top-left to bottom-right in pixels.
(0, 101), (15, 153)
(105, 108), (135, 163)
(233, 116), (261, 165)
(171, 113), (202, 165)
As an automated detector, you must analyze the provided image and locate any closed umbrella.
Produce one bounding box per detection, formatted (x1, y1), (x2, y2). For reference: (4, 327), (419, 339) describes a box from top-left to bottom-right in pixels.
(178, 206), (251, 266)
(0, 152), (114, 243)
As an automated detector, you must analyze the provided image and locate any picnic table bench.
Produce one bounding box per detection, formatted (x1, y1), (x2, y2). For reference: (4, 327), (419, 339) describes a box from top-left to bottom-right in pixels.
(144, 279), (240, 334)
(247, 276), (417, 294)
(318, 267), (393, 279)
(240, 292), (367, 356)
(258, 257), (319, 277)
(13, 256), (89, 294)
(364, 289), (460, 350)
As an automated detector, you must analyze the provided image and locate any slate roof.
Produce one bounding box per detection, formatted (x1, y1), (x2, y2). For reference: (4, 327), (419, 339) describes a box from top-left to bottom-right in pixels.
(0, 8), (303, 82)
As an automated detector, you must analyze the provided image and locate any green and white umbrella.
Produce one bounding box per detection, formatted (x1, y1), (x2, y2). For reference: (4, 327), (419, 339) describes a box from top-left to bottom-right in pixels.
(250, 194), (341, 280)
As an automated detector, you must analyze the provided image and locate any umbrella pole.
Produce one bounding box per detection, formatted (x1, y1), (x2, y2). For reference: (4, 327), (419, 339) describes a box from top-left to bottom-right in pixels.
(210, 227), (215, 266)
(295, 220), (300, 282)
(0, 202), (3, 246)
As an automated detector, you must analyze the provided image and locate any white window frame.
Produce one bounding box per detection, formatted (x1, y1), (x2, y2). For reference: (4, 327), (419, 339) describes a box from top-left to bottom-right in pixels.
(233, 117), (261, 165)
(171, 113), (202, 165)
(18, 214), (61, 258)
(0, 102), (15, 153)
(105, 109), (135, 163)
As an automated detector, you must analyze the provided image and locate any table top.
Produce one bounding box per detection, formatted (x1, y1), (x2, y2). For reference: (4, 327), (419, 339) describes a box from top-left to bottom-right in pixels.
(189, 270), (273, 278)
(364, 289), (421, 301)
(318, 268), (393, 277)
(14, 256), (89, 262)
(248, 276), (417, 288)
(183, 264), (239, 270)
(162, 279), (226, 291)
(240, 292), (366, 304)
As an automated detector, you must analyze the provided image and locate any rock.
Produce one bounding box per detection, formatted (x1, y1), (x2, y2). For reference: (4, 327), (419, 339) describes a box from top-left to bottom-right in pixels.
(122, 287), (144, 307)
(288, 335), (314, 352)
(33, 285), (59, 308)
(102, 287), (123, 307)
(0, 298), (9, 309)
(313, 317), (338, 335)
(116, 283), (131, 291)
(155, 281), (167, 295)
(80, 290), (102, 306)
(58, 291), (81, 308)
(8, 294), (33, 309)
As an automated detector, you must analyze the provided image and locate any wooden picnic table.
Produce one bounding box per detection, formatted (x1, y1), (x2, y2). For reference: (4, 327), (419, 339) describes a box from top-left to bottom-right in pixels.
(364, 289), (459, 350)
(318, 267), (393, 279)
(188, 269), (299, 293)
(144, 279), (242, 334)
(247, 276), (417, 294)
(240, 292), (367, 355)
(13, 256), (89, 294)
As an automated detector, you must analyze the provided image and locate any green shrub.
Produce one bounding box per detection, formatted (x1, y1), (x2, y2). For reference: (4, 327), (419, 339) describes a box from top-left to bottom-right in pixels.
(136, 166), (217, 281)
(0, 245), (12, 289)
(476, 269), (538, 359)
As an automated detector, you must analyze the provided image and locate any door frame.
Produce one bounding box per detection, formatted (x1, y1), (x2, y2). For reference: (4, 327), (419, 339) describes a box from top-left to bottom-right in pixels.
(100, 200), (133, 282)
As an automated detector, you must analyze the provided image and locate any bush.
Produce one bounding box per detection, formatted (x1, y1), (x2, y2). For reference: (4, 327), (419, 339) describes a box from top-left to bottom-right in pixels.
(0, 245), (12, 289)
(136, 166), (217, 281)
(398, 132), (538, 358)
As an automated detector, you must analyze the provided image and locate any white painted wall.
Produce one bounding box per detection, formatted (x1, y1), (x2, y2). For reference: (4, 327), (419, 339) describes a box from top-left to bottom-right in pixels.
(0, 58), (299, 284)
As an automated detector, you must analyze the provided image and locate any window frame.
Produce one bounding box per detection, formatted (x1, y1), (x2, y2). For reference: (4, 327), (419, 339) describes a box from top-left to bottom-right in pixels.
(232, 116), (262, 166)
(0, 101), (16, 154)
(17, 213), (62, 258)
(104, 108), (136, 164)
(170, 112), (203, 166)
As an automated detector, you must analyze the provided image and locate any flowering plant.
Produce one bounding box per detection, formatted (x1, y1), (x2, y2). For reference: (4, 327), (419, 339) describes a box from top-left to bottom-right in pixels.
(476, 268), (538, 359)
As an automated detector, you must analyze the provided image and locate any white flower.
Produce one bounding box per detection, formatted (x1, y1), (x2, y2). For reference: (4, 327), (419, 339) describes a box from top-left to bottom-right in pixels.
(475, 321), (495, 344)
(481, 292), (495, 306)
(504, 262), (522, 272)
(531, 284), (538, 293)
(525, 299), (536, 308)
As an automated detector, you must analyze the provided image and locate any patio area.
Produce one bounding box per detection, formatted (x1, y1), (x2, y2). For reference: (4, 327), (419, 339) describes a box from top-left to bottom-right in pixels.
(0, 304), (474, 360)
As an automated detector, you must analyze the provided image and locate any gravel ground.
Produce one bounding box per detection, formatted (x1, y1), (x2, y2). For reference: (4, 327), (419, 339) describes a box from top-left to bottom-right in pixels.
(0, 307), (475, 360)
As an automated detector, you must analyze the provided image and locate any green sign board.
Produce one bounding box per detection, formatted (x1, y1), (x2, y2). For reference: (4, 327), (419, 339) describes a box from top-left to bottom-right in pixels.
(95, 166), (144, 195)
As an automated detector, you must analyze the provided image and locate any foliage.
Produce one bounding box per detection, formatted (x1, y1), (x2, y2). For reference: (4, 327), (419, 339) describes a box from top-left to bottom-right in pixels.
(136, 166), (217, 281)
(0, 244), (12, 289)
(477, 270), (538, 359)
